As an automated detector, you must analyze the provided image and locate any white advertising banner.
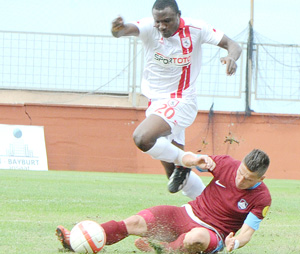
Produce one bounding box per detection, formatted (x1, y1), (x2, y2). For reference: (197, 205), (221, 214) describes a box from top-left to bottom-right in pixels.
(0, 124), (48, 171)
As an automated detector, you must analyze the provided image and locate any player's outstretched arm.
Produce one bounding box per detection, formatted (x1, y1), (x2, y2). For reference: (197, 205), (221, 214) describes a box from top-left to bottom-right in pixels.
(225, 224), (255, 252)
(181, 153), (216, 171)
(218, 34), (242, 76)
(111, 16), (139, 38)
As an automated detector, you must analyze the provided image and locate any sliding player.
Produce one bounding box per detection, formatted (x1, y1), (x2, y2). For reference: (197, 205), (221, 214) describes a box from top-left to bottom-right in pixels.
(57, 149), (271, 253)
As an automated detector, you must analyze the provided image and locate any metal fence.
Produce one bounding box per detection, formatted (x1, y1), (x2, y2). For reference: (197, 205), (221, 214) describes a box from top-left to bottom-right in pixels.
(0, 31), (139, 94)
(0, 30), (299, 114)
(254, 43), (300, 101)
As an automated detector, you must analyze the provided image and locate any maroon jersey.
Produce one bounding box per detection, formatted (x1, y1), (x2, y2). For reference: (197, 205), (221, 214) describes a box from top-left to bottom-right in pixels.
(189, 155), (272, 239)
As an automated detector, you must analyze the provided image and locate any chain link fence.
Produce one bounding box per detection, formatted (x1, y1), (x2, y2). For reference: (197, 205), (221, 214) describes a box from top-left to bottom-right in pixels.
(0, 30), (299, 114)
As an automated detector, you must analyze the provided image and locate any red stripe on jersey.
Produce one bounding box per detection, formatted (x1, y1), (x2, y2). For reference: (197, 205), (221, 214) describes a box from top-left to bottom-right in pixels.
(176, 66), (186, 98)
(175, 26), (193, 98)
(185, 65), (191, 90)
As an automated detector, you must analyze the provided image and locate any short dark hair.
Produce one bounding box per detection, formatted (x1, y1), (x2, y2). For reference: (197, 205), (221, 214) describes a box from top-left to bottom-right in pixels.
(152, 0), (181, 15)
(243, 149), (270, 177)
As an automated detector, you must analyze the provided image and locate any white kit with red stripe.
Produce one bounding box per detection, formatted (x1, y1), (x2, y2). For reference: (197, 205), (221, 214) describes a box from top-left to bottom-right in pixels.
(133, 17), (224, 100)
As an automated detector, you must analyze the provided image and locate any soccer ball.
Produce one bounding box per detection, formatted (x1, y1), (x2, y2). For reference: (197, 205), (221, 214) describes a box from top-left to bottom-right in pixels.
(70, 220), (106, 253)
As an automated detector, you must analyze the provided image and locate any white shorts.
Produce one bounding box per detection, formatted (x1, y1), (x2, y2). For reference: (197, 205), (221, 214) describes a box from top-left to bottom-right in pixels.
(146, 98), (198, 145)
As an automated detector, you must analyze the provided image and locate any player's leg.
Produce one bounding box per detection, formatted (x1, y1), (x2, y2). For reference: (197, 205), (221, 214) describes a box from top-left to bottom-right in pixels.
(160, 160), (175, 178)
(165, 136), (192, 194)
(182, 227), (222, 253)
(95, 207), (185, 251)
(160, 140), (186, 178)
(181, 171), (206, 200)
(134, 116), (192, 193)
(135, 228), (218, 253)
(182, 227), (211, 252)
(133, 99), (205, 198)
(56, 215), (148, 251)
(160, 227), (219, 253)
(134, 205), (184, 253)
(133, 113), (171, 151)
(134, 205), (218, 253)
(133, 114), (186, 164)
(167, 133), (206, 199)
(97, 215), (147, 246)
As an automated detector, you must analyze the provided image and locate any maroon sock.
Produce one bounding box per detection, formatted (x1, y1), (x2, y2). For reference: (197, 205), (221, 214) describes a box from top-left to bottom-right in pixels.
(100, 220), (128, 245)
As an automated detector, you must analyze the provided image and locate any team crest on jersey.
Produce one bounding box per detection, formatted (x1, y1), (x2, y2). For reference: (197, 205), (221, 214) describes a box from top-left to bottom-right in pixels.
(237, 199), (248, 210)
(181, 37), (191, 49)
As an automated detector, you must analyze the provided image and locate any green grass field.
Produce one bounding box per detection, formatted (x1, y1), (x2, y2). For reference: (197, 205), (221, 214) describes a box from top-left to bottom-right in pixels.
(0, 169), (300, 254)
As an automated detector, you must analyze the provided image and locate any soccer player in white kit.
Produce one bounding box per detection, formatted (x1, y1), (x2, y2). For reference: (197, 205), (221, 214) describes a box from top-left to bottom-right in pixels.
(111, 0), (242, 199)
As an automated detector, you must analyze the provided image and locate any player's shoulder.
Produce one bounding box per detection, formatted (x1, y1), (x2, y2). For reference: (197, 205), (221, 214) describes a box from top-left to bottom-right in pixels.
(251, 181), (272, 206)
(259, 181), (272, 197)
(210, 155), (240, 175)
(138, 17), (154, 23)
(132, 17), (154, 28)
(182, 17), (210, 30)
(211, 154), (238, 165)
(132, 17), (156, 38)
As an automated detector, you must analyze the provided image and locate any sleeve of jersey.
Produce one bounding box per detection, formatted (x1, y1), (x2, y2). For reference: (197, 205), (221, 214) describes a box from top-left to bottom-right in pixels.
(244, 212), (262, 231)
(129, 17), (154, 41)
(198, 20), (224, 45)
(195, 155), (223, 175)
(245, 195), (271, 230)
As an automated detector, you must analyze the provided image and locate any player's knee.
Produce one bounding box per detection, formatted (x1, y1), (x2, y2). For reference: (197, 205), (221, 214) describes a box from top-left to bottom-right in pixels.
(124, 215), (147, 235)
(133, 131), (147, 151)
(133, 130), (154, 151)
(183, 228), (210, 252)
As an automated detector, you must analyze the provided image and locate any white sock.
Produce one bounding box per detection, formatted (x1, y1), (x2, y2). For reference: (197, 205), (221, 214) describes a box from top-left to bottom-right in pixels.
(182, 171), (206, 200)
(145, 137), (185, 164)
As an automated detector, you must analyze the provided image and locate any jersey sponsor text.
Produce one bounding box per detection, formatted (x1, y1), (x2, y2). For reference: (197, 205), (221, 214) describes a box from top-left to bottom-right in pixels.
(154, 52), (191, 67)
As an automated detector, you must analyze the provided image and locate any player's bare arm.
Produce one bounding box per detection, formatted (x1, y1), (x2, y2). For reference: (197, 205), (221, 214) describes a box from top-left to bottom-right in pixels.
(182, 153), (216, 170)
(111, 16), (140, 38)
(218, 34), (242, 76)
(225, 224), (255, 252)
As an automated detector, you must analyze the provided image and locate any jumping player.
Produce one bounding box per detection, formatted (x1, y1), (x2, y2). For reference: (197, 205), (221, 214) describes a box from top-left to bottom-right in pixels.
(111, 0), (242, 199)
(56, 149), (271, 253)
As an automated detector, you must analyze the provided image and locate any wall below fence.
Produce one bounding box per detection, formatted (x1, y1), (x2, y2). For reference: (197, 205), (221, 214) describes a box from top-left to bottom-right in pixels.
(0, 103), (299, 180)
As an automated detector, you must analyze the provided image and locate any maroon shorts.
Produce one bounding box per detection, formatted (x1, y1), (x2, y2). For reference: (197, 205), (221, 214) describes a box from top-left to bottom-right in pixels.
(137, 205), (220, 253)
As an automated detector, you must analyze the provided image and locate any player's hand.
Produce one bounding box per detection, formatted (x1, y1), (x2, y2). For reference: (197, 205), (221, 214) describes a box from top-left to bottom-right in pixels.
(220, 56), (237, 76)
(111, 16), (125, 33)
(225, 232), (236, 252)
(182, 153), (215, 170)
(196, 155), (216, 171)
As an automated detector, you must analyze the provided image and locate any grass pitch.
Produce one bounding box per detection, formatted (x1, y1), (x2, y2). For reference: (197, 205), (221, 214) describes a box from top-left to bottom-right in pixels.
(0, 169), (299, 253)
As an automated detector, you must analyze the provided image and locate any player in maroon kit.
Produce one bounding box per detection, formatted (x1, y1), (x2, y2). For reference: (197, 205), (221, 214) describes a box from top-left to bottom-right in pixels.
(56, 149), (271, 253)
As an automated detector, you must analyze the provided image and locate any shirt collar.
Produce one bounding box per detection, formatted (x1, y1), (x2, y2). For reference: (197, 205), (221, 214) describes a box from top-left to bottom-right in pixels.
(248, 182), (262, 190)
(172, 18), (185, 36)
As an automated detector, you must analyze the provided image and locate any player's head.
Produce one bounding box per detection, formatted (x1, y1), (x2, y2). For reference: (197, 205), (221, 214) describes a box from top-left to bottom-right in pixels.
(152, 0), (181, 38)
(236, 149), (270, 189)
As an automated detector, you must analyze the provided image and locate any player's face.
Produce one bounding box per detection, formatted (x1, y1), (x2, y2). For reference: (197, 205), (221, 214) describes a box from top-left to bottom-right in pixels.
(152, 7), (180, 38)
(235, 162), (264, 189)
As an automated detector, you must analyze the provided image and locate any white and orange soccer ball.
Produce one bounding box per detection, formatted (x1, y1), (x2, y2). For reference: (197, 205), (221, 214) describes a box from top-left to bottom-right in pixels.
(70, 220), (106, 253)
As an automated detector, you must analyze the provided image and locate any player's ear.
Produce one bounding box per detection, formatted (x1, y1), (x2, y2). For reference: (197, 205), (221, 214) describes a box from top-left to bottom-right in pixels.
(259, 175), (266, 181)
